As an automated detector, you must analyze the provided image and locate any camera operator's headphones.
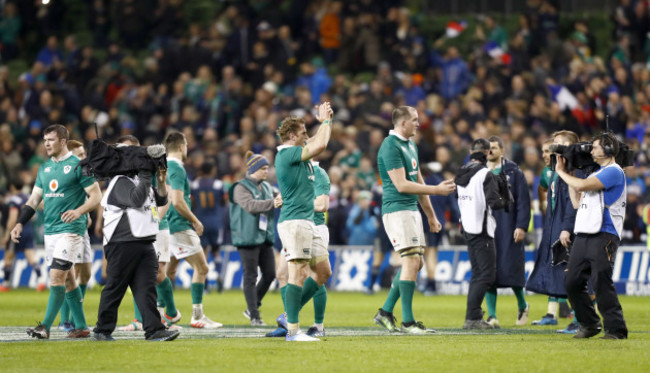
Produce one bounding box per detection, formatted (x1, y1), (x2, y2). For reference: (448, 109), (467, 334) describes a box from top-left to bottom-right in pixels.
(597, 132), (619, 158)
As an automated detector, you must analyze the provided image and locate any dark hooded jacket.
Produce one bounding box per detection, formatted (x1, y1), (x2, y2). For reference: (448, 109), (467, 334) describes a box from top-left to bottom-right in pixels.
(491, 159), (531, 288)
(526, 169), (579, 297)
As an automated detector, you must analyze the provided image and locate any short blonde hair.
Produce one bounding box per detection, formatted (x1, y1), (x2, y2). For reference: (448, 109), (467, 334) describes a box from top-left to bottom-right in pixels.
(392, 106), (415, 127)
(67, 139), (83, 150)
(277, 116), (305, 142)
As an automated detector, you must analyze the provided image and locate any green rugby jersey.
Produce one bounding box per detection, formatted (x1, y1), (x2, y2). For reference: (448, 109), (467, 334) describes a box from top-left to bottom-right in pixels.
(377, 130), (419, 214)
(276, 145), (315, 223)
(35, 152), (95, 235)
(165, 158), (193, 234)
(313, 163), (330, 226)
(541, 165), (560, 212)
(539, 165), (553, 189)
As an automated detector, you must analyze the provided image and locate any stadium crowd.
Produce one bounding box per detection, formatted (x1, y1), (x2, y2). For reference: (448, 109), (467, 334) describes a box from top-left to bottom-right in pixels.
(2, 0), (650, 285)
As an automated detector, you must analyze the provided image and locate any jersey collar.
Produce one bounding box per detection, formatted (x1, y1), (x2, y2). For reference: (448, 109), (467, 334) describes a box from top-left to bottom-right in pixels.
(389, 130), (409, 141)
(276, 144), (298, 151)
(51, 151), (73, 163)
(168, 157), (184, 166)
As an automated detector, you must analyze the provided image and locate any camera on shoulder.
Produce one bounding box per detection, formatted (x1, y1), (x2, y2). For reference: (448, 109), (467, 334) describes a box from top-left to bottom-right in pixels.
(549, 133), (634, 175)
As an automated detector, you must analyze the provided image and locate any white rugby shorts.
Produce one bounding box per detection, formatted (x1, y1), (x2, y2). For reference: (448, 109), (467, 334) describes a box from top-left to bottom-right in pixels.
(169, 229), (203, 260)
(382, 210), (426, 252)
(45, 233), (84, 266)
(278, 220), (328, 261)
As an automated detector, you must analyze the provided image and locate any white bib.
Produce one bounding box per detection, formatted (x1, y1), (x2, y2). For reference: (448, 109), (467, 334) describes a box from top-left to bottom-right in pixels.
(574, 164), (626, 238)
(101, 176), (160, 245)
(457, 167), (496, 237)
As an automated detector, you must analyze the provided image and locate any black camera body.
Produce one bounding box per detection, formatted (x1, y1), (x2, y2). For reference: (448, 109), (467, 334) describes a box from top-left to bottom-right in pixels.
(549, 137), (634, 175)
(549, 142), (597, 173)
(78, 139), (167, 180)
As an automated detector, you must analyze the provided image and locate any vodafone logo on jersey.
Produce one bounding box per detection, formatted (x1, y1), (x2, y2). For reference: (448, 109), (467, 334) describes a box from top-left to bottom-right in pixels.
(45, 179), (64, 198)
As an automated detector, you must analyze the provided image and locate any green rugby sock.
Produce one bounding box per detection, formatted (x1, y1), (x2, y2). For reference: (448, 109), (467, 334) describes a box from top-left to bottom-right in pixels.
(513, 287), (527, 310)
(156, 284), (166, 309)
(313, 285), (327, 324)
(299, 277), (320, 309)
(133, 297), (142, 322)
(191, 282), (204, 305)
(286, 284), (302, 324)
(67, 287), (87, 329)
(79, 284), (87, 297)
(60, 298), (71, 323)
(558, 297), (568, 304)
(399, 280), (416, 324)
(280, 285), (287, 312)
(43, 286), (66, 331)
(486, 287), (497, 318)
(158, 278), (177, 317)
(381, 269), (401, 313)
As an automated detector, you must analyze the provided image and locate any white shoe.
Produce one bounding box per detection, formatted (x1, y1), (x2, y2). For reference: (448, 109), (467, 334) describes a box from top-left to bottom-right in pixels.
(516, 304), (529, 326)
(486, 316), (501, 329)
(190, 315), (223, 329)
(118, 320), (143, 331)
(286, 329), (320, 342)
(164, 310), (182, 325)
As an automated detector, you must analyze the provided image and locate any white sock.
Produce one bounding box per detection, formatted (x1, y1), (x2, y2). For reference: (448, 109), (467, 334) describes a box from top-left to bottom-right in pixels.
(287, 322), (300, 335)
(193, 304), (203, 319)
(313, 323), (324, 332)
(547, 301), (559, 318)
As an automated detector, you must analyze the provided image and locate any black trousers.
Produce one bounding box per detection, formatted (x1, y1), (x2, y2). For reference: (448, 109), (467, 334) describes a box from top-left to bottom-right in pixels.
(565, 233), (627, 336)
(464, 231), (497, 320)
(238, 244), (276, 320)
(94, 241), (164, 338)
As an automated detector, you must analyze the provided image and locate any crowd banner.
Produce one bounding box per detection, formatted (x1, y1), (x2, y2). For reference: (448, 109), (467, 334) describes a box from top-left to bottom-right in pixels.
(1, 245), (649, 295)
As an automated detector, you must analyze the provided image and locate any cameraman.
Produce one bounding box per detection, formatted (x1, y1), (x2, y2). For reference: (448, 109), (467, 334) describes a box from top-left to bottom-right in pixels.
(554, 133), (628, 339)
(456, 139), (508, 329)
(93, 145), (179, 342)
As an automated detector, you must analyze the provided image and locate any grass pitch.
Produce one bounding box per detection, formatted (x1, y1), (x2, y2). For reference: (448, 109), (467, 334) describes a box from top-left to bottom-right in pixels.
(0, 288), (649, 372)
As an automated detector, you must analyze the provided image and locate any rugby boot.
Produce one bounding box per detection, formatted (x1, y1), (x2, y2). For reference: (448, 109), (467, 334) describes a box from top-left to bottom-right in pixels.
(401, 321), (436, 334)
(306, 326), (326, 337)
(286, 329), (319, 342)
(373, 309), (398, 332)
(516, 304), (529, 326)
(486, 316), (501, 329)
(26, 322), (49, 339)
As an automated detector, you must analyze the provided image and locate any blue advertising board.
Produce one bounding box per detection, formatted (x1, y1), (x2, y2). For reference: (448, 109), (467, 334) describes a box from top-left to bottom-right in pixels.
(2, 245), (649, 295)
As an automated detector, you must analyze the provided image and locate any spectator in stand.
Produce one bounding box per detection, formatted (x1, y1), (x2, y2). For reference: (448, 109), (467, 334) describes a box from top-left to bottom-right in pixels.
(476, 15), (509, 51)
(0, 3), (21, 62)
(318, 1), (342, 64)
(395, 73), (426, 107)
(432, 46), (471, 101)
(35, 36), (63, 69)
(346, 190), (377, 246)
(296, 58), (332, 106)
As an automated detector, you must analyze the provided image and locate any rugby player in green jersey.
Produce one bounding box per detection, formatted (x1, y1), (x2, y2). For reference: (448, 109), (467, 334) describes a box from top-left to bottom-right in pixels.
(275, 102), (333, 341)
(373, 106), (455, 334)
(164, 131), (222, 329)
(12, 125), (102, 339)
